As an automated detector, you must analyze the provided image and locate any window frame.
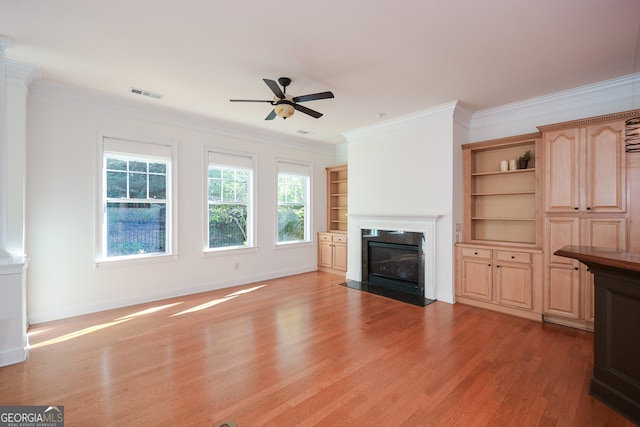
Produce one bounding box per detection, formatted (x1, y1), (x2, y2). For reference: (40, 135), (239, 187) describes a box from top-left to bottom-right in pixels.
(204, 148), (257, 256)
(275, 159), (313, 247)
(96, 135), (178, 266)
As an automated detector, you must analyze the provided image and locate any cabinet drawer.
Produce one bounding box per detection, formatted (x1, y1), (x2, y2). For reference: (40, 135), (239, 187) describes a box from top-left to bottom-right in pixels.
(461, 247), (492, 259)
(496, 250), (532, 264)
(334, 235), (347, 243)
(318, 233), (332, 242)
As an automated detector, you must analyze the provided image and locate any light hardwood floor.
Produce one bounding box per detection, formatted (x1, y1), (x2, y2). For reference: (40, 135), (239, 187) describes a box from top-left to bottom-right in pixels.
(0, 271), (634, 426)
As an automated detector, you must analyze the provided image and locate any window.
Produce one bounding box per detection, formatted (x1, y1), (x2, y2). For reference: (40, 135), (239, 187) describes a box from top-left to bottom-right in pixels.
(100, 137), (174, 261)
(277, 160), (311, 243)
(207, 151), (255, 250)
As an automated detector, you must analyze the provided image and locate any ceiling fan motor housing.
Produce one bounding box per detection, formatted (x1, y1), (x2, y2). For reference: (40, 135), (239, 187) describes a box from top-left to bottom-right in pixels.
(278, 77), (292, 88)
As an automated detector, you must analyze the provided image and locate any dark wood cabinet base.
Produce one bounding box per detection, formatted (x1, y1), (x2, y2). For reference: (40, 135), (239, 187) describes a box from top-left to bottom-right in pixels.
(554, 246), (640, 425)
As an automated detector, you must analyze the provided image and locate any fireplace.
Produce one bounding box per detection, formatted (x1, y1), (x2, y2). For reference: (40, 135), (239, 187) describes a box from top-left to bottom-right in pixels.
(341, 227), (433, 307)
(341, 214), (440, 306)
(363, 230), (424, 296)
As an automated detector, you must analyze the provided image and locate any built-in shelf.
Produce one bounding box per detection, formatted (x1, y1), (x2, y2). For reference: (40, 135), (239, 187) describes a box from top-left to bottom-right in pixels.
(326, 165), (348, 233)
(472, 191), (536, 196)
(471, 168), (536, 177)
(472, 217), (536, 221)
(463, 133), (541, 246)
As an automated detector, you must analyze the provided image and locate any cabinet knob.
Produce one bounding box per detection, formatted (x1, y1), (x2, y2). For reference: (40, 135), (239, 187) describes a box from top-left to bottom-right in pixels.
(511, 255), (515, 259)
(574, 207), (579, 210)
(575, 267), (579, 270)
(474, 252), (478, 255)
(496, 265), (501, 268)
(586, 207), (592, 211)
(488, 263), (492, 267)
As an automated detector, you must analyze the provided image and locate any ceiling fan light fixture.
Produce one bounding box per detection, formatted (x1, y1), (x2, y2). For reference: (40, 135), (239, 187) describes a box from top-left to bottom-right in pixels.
(274, 101), (295, 119)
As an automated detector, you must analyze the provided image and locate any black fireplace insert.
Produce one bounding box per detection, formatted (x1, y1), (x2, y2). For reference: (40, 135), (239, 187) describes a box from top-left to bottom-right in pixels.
(367, 241), (421, 294)
(340, 229), (434, 307)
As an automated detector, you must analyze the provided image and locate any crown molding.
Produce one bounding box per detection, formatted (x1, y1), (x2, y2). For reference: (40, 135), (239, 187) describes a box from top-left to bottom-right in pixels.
(537, 108), (640, 132)
(470, 73), (640, 141)
(5, 59), (41, 87)
(0, 35), (10, 52)
(28, 79), (337, 157)
(453, 101), (474, 129)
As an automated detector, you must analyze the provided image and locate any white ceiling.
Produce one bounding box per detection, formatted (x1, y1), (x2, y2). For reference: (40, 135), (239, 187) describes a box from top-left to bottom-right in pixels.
(1, 0), (640, 144)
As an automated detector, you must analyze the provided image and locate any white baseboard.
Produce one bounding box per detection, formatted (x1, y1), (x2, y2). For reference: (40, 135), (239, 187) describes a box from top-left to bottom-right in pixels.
(0, 336), (29, 367)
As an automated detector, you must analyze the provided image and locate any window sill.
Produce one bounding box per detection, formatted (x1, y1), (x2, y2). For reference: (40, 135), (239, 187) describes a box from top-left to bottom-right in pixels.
(275, 241), (313, 250)
(203, 246), (258, 258)
(95, 253), (178, 268)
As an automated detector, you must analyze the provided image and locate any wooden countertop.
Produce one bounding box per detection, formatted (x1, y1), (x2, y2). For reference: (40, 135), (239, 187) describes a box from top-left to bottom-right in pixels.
(554, 245), (640, 274)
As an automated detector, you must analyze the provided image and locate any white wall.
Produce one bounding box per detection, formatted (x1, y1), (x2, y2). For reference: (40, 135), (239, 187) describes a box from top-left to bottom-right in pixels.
(344, 102), (468, 303)
(25, 81), (337, 323)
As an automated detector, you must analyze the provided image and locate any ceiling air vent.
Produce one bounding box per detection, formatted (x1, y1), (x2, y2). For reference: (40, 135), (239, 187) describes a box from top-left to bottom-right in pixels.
(130, 87), (164, 100)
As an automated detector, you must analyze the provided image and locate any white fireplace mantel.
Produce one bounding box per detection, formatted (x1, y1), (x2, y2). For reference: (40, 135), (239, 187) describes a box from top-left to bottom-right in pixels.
(347, 214), (440, 300)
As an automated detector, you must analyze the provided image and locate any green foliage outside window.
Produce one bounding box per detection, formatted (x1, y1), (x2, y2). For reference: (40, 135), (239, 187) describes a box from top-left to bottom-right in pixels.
(208, 168), (250, 248)
(278, 174), (308, 242)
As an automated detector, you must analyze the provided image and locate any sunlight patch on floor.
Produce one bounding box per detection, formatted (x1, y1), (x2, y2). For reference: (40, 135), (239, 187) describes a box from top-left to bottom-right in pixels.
(27, 327), (53, 337)
(171, 284), (267, 316)
(225, 284), (266, 297)
(171, 296), (238, 316)
(30, 318), (132, 349)
(115, 302), (183, 320)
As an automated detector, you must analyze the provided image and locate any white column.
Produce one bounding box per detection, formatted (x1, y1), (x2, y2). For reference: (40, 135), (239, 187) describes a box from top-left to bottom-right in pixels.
(0, 35), (31, 366)
(0, 36), (10, 258)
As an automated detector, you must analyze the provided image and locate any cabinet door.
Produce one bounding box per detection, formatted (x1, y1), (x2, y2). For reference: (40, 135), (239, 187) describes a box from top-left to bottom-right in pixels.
(585, 122), (625, 213)
(544, 217), (581, 318)
(495, 262), (533, 309)
(318, 239), (333, 269)
(546, 265), (581, 318)
(582, 217), (627, 322)
(545, 128), (580, 212)
(545, 217), (580, 265)
(332, 242), (347, 272)
(460, 258), (493, 301)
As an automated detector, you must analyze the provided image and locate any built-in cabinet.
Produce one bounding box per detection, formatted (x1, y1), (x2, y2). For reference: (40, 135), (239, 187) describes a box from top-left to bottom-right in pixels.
(456, 244), (543, 321)
(456, 133), (543, 321)
(318, 232), (347, 275)
(457, 109), (640, 329)
(539, 114), (632, 330)
(462, 133), (541, 246)
(318, 165), (348, 276)
(543, 216), (626, 326)
(544, 121), (626, 213)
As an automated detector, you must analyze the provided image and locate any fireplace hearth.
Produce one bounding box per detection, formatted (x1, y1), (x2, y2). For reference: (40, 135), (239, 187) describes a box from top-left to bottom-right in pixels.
(340, 228), (435, 307)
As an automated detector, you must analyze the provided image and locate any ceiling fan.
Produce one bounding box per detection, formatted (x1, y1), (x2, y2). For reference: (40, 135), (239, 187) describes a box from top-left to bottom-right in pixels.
(230, 77), (334, 120)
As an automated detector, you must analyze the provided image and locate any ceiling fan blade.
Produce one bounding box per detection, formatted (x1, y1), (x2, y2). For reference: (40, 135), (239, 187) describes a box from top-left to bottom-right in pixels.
(263, 79), (285, 99)
(230, 99), (274, 103)
(265, 109), (277, 120)
(294, 103), (323, 119)
(292, 91), (335, 103)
